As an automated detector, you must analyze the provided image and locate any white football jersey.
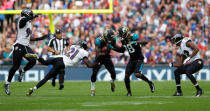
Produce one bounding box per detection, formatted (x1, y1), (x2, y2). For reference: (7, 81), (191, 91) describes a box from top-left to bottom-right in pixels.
(15, 17), (32, 46)
(179, 37), (201, 63)
(62, 45), (89, 67)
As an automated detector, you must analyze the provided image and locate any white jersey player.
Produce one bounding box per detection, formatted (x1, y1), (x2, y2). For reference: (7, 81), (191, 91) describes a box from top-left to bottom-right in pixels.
(25, 40), (99, 96)
(4, 8), (47, 96)
(169, 34), (203, 97)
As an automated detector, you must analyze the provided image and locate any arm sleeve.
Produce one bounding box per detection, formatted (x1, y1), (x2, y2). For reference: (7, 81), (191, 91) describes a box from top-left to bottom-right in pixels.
(66, 39), (69, 46)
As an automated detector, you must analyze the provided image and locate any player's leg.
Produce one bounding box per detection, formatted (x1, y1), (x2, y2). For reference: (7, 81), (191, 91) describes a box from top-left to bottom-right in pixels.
(5, 44), (24, 95)
(104, 60), (116, 92)
(185, 59), (204, 97)
(173, 67), (183, 96)
(133, 60), (155, 93)
(27, 58), (65, 96)
(58, 68), (65, 90)
(124, 61), (134, 96)
(90, 64), (101, 96)
(19, 46), (36, 82)
(48, 65), (56, 87)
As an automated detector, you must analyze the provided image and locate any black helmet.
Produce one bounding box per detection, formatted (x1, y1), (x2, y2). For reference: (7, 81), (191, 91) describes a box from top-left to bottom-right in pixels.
(78, 40), (88, 50)
(103, 29), (114, 43)
(171, 34), (184, 45)
(118, 26), (130, 41)
(21, 8), (33, 17)
(55, 29), (62, 34)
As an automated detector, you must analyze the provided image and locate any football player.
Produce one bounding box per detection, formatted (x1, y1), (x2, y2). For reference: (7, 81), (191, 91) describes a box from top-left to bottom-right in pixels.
(116, 26), (155, 96)
(25, 40), (99, 96)
(90, 29), (117, 96)
(169, 34), (203, 97)
(4, 8), (47, 95)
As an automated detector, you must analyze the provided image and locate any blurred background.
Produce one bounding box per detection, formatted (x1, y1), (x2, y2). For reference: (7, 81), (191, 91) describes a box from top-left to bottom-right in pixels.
(0, 0), (209, 66)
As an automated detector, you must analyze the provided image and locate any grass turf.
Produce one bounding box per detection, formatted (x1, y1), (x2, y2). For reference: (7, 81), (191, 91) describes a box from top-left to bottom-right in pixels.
(0, 81), (210, 111)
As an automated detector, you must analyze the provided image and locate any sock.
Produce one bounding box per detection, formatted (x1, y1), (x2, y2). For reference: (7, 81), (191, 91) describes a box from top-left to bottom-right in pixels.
(6, 81), (11, 84)
(194, 83), (201, 91)
(91, 82), (95, 90)
(140, 74), (150, 83)
(176, 84), (182, 93)
(33, 86), (37, 91)
(110, 79), (114, 83)
(124, 78), (131, 93)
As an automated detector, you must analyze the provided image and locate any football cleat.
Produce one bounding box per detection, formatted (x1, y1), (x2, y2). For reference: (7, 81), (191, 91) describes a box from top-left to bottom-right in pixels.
(126, 92), (132, 96)
(18, 69), (25, 82)
(196, 89), (203, 97)
(91, 90), (95, 96)
(59, 85), (64, 90)
(4, 84), (11, 95)
(25, 53), (39, 59)
(111, 82), (115, 92)
(26, 88), (34, 96)
(149, 82), (155, 93)
(173, 91), (183, 96)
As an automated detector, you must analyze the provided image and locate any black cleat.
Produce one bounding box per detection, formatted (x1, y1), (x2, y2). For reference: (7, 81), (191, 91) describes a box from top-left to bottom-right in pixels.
(26, 88), (34, 96)
(149, 82), (155, 93)
(126, 92), (132, 96)
(18, 69), (25, 82)
(173, 91), (183, 96)
(111, 82), (115, 92)
(59, 85), (64, 90)
(4, 84), (11, 95)
(196, 89), (203, 97)
(51, 79), (56, 87)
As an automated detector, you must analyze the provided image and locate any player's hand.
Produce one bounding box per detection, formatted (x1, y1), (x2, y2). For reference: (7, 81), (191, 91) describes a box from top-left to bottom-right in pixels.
(169, 62), (174, 67)
(55, 50), (60, 55)
(183, 57), (191, 64)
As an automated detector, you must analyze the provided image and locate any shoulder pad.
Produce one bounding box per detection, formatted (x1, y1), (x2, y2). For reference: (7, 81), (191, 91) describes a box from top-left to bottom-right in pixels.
(132, 33), (139, 41)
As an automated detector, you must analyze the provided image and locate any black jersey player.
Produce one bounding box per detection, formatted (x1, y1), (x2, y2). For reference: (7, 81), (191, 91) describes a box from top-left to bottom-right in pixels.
(4, 8), (47, 95)
(90, 29), (117, 96)
(117, 26), (155, 96)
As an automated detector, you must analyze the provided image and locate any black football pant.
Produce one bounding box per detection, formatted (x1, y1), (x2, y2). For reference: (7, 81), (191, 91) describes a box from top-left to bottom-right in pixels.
(36, 57), (65, 89)
(7, 43), (36, 82)
(174, 59), (203, 88)
(91, 59), (116, 82)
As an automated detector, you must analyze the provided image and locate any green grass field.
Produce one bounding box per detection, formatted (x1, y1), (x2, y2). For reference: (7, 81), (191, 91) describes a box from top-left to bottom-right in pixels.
(0, 81), (210, 111)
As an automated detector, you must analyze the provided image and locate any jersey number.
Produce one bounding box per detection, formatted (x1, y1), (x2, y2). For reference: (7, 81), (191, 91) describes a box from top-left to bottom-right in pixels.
(65, 47), (79, 60)
(126, 44), (135, 53)
(26, 28), (32, 38)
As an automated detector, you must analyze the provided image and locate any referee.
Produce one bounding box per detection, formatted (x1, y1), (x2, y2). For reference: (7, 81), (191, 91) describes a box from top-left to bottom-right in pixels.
(47, 29), (69, 90)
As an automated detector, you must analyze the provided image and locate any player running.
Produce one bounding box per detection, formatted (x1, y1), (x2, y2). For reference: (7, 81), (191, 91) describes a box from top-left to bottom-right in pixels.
(4, 8), (47, 95)
(116, 26), (155, 96)
(90, 29), (117, 96)
(169, 34), (203, 97)
(25, 40), (99, 96)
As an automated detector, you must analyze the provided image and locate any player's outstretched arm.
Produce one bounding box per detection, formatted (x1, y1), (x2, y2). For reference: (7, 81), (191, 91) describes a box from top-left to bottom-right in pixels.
(19, 14), (41, 28)
(83, 57), (99, 68)
(30, 34), (48, 41)
(112, 44), (126, 53)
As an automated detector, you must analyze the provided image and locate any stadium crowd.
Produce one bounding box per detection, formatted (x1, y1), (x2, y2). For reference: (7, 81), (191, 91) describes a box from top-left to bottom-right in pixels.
(0, 0), (209, 66)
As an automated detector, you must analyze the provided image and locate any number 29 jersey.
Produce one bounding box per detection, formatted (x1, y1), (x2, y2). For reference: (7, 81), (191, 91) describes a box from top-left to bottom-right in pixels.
(121, 33), (144, 61)
(62, 45), (89, 67)
(15, 17), (32, 46)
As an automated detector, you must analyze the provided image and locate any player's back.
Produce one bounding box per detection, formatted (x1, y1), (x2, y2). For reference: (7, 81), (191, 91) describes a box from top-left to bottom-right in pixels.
(63, 45), (89, 67)
(16, 17), (32, 46)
